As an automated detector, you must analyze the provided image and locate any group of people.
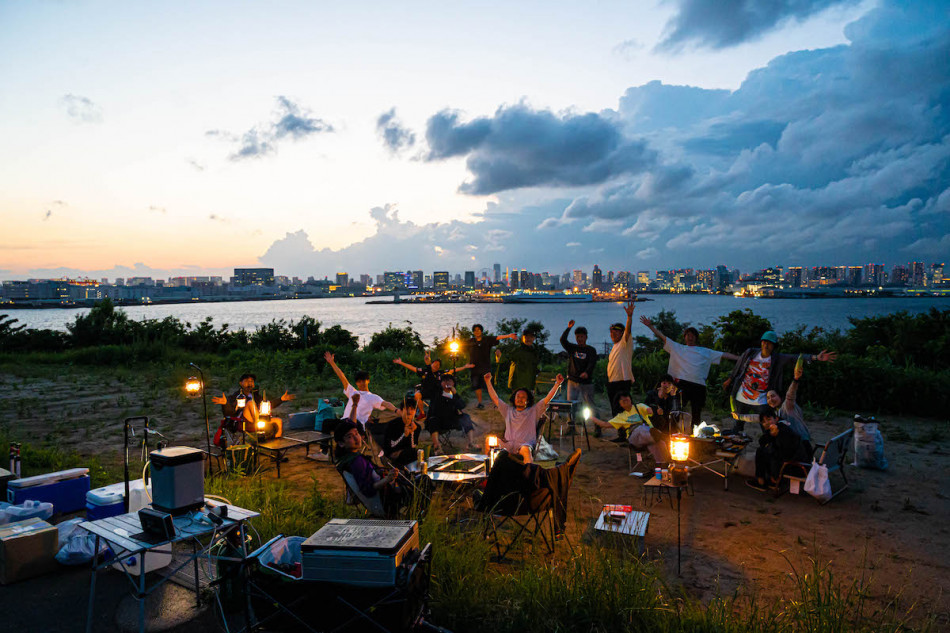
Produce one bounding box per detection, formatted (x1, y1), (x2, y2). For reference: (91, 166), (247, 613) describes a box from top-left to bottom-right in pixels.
(211, 303), (838, 514)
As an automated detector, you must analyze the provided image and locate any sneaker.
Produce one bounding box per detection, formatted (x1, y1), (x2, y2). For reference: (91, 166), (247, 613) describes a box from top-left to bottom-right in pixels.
(476, 403), (484, 409)
(746, 478), (767, 491)
(307, 452), (329, 462)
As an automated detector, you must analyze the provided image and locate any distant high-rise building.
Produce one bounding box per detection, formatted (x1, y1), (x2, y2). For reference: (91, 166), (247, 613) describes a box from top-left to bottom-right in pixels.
(591, 265), (603, 290)
(931, 263), (944, 286)
(335, 272), (349, 287)
(616, 271), (630, 288)
(493, 263), (501, 283)
(911, 262), (925, 287)
(889, 265), (909, 286)
(383, 271), (404, 291)
(464, 271), (475, 288)
(696, 269), (716, 291)
(433, 271), (449, 290)
(847, 267), (862, 287)
(360, 274), (373, 287)
(233, 268), (274, 286)
(572, 270), (583, 287)
(786, 267), (803, 288)
(521, 269), (533, 290)
(864, 264), (885, 286)
(411, 270), (423, 289)
(637, 271), (650, 286)
(510, 269), (520, 289)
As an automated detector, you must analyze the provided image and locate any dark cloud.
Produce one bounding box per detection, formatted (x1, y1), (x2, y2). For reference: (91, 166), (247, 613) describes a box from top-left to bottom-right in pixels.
(376, 108), (416, 154)
(207, 97), (333, 161)
(424, 104), (657, 194)
(402, 0), (950, 270)
(60, 94), (103, 123)
(656, 0), (858, 52)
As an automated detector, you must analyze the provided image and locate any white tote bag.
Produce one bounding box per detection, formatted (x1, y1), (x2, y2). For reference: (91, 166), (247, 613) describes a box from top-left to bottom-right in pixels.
(804, 460), (832, 502)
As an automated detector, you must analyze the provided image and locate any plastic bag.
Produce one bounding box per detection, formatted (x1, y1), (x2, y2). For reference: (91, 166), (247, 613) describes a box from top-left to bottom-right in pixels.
(56, 521), (109, 565)
(533, 435), (558, 461)
(853, 417), (888, 470)
(804, 460), (832, 502)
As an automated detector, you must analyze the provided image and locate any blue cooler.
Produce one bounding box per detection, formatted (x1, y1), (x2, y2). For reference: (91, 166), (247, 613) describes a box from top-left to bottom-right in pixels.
(86, 486), (125, 520)
(7, 468), (90, 514)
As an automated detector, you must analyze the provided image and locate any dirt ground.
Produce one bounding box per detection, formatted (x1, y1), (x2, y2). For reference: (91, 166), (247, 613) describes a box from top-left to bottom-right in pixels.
(2, 366), (948, 628)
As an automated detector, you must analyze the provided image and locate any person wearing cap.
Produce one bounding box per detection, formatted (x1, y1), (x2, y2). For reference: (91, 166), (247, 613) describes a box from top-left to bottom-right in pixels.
(606, 300), (637, 441)
(211, 373), (295, 445)
(644, 374), (679, 434)
(507, 326), (542, 393)
(464, 324), (517, 409)
(560, 320), (599, 433)
(589, 393), (667, 462)
(640, 316), (739, 432)
(723, 331), (837, 432)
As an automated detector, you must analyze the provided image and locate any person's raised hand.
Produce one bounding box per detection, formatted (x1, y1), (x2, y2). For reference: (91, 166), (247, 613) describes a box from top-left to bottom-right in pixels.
(281, 391), (295, 402)
(623, 301), (636, 317)
(568, 319), (575, 328)
(555, 373), (565, 385)
(817, 350), (838, 362)
(393, 357), (402, 365)
(351, 393), (360, 404)
(639, 315), (651, 327)
(494, 349), (502, 362)
(211, 392), (227, 405)
(324, 351), (334, 364)
(483, 372), (492, 383)
(794, 363), (804, 381)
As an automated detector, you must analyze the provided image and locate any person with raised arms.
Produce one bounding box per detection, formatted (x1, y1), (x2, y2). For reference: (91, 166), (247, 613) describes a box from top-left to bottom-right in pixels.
(482, 371), (565, 463)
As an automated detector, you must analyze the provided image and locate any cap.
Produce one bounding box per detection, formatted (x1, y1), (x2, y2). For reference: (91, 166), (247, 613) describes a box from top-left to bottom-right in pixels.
(334, 421), (358, 443)
(760, 330), (778, 344)
(610, 323), (625, 332)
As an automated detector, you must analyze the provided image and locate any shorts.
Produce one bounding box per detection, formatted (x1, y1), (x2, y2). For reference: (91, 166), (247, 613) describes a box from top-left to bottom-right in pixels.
(470, 372), (489, 390)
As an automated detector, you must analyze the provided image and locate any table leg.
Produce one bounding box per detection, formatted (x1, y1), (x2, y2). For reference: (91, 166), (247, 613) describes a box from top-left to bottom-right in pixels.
(138, 551), (146, 633)
(85, 534), (100, 633)
(193, 540), (201, 608)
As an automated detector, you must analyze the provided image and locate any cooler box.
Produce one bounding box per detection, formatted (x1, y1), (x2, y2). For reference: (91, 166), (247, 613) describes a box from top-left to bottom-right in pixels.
(0, 518), (58, 584)
(85, 479), (151, 520)
(301, 518), (419, 586)
(7, 468), (90, 514)
(149, 447), (204, 515)
(85, 488), (125, 521)
(286, 410), (317, 431)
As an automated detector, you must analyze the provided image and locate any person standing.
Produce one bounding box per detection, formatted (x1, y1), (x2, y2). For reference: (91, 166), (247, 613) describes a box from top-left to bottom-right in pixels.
(639, 316), (738, 432)
(324, 351), (398, 450)
(465, 324), (517, 409)
(560, 320), (599, 434)
(507, 326), (542, 393)
(723, 331), (836, 432)
(606, 300), (637, 421)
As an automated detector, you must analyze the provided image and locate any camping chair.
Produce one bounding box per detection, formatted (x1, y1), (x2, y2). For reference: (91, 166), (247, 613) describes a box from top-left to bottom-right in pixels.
(479, 449), (581, 561)
(626, 444), (653, 477)
(340, 470), (387, 518)
(778, 428), (854, 504)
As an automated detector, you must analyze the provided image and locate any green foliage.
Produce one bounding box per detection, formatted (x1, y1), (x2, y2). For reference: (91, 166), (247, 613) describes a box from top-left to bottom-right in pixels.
(844, 308), (949, 370)
(714, 308), (774, 352)
(366, 323), (424, 353)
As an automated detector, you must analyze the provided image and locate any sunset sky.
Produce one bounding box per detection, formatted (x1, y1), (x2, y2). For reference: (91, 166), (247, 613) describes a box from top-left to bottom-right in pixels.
(1, 0), (947, 280)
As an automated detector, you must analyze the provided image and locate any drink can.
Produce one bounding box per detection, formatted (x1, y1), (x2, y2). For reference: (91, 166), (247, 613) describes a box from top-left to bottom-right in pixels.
(654, 467), (661, 480)
(417, 449), (424, 465)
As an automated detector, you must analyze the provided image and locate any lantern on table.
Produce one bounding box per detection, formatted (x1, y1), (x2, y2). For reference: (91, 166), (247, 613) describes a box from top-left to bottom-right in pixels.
(669, 433), (690, 485)
(486, 434), (501, 469)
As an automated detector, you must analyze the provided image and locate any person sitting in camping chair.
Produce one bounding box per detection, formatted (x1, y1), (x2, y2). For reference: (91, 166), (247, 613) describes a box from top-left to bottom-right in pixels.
(482, 371), (565, 464)
(748, 409), (810, 492)
(211, 372), (295, 448)
(590, 393), (667, 462)
(335, 394), (410, 518)
(425, 373), (479, 454)
(383, 394), (425, 468)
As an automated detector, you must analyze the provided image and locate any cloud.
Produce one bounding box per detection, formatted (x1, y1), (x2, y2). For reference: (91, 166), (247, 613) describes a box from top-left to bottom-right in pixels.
(397, 0), (950, 270)
(60, 94), (103, 123)
(208, 213), (228, 222)
(424, 104), (657, 194)
(187, 159), (205, 172)
(656, 0), (858, 52)
(208, 97), (333, 161)
(612, 39), (643, 61)
(376, 108), (416, 154)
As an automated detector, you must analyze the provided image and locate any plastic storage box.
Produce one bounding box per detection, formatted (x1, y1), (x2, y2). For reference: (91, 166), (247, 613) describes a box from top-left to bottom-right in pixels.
(7, 468), (90, 514)
(85, 487), (125, 521)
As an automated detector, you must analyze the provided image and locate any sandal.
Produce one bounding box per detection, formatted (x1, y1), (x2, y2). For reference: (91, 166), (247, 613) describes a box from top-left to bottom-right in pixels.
(746, 478), (767, 491)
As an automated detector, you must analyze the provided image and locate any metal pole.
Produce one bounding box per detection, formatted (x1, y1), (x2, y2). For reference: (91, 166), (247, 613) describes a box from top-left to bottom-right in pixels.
(676, 486), (682, 576)
(191, 363), (213, 475)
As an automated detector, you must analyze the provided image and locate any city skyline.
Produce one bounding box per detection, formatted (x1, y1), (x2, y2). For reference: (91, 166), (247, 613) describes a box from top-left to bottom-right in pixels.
(2, 1), (948, 281)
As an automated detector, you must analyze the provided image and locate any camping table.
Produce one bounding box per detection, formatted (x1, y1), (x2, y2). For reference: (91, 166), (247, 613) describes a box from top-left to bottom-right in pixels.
(642, 477), (685, 508)
(406, 454), (488, 508)
(687, 436), (750, 490)
(81, 502), (259, 633)
(254, 432), (334, 477)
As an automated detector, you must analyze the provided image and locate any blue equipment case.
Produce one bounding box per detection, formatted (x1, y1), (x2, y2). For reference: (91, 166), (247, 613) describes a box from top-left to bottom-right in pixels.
(7, 468), (91, 514)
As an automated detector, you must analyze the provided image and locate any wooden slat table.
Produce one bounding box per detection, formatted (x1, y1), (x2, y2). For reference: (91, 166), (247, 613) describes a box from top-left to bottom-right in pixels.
(254, 431), (334, 477)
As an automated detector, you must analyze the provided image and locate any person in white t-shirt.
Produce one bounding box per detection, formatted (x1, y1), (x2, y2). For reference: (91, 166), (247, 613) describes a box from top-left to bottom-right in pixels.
(605, 300), (637, 441)
(324, 351), (397, 451)
(640, 316), (739, 432)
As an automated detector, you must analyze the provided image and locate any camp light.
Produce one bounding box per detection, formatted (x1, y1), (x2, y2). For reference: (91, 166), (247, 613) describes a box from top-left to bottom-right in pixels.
(582, 407), (591, 420)
(260, 400), (272, 417)
(448, 340), (460, 354)
(670, 434), (690, 463)
(185, 376), (201, 395)
(486, 435), (501, 469)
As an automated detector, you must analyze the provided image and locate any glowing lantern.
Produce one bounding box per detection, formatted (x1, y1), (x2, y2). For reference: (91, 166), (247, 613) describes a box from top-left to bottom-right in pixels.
(670, 434), (691, 463)
(185, 376), (201, 395)
(487, 435), (499, 448)
(448, 340), (460, 354)
(486, 435), (501, 469)
(260, 400), (272, 417)
(582, 407), (592, 420)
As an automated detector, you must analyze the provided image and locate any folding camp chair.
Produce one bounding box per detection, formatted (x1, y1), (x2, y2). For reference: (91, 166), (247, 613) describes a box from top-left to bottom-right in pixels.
(479, 449), (581, 561)
(340, 470), (387, 518)
(778, 428), (854, 503)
